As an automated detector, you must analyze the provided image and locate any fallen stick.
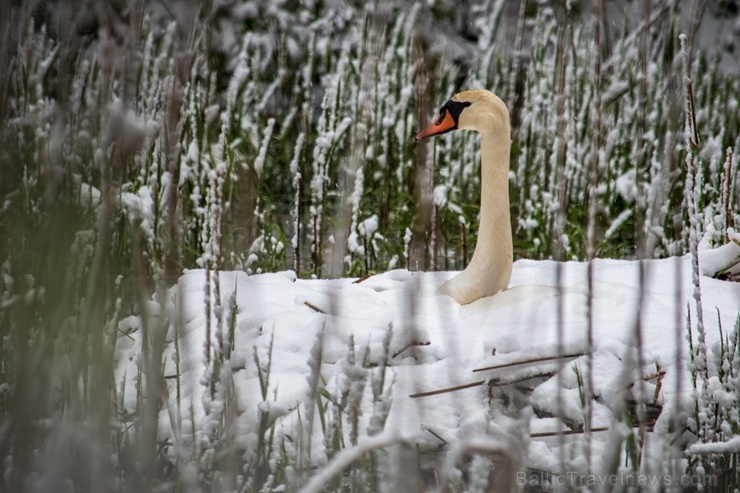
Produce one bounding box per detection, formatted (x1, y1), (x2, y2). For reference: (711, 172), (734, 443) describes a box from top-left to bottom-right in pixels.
(472, 352), (584, 372)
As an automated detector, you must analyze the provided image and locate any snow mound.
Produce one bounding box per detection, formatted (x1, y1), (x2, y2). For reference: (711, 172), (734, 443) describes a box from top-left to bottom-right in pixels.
(114, 254), (740, 474)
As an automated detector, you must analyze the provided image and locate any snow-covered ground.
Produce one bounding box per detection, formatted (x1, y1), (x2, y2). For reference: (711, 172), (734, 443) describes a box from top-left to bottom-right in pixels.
(114, 239), (740, 485)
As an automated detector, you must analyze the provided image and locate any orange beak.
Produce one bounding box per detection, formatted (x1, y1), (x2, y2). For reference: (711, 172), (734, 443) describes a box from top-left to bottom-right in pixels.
(415, 110), (457, 141)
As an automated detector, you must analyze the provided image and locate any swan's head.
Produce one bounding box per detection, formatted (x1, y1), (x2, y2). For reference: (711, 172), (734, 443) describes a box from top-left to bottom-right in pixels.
(415, 89), (509, 141)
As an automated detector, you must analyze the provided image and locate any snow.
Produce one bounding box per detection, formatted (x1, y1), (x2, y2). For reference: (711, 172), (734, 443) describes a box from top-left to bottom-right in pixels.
(77, 182), (101, 207)
(698, 228), (740, 276)
(689, 435), (740, 455)
(253, 118), (275, 175)
(114, 251), (740, 476)
(358, 215), (378, 239)
(603, 80), (630, 105)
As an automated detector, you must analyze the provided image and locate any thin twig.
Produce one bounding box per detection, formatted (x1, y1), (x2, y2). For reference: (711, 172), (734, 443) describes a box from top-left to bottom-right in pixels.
(530, 427), (610, 438)
(424, 427), (448, 445)
(117, 328), (137, 342)
(303, 301), (325, 313)
(636, 370), (666, 383)
(391, 340), (431, 359)
(669, 425), (691, 447)
(529, 420), (657, 440)
(410, 372), (555, 399)
(409, 380), (486, 398)
(352, 274), (371, 284)
(472, 352), (584, 373)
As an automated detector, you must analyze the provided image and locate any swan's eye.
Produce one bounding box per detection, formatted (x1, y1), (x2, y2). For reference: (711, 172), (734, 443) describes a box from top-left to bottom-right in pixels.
(440, 100), (472, 125)
(435, 110), (447, 126)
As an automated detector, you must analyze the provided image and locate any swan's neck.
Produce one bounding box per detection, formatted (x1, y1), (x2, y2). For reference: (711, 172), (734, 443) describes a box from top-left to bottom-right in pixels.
(439, 128), (512, 305)
(474, 131), (512, 270)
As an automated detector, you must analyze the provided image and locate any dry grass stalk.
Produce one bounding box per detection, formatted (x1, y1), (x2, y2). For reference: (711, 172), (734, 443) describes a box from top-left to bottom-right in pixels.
(472, 352), (583, 373)
(304, 301), (325, 313)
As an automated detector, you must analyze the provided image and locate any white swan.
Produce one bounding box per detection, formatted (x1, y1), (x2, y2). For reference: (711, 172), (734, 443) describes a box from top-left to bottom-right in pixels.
(416, 89), (512, 305)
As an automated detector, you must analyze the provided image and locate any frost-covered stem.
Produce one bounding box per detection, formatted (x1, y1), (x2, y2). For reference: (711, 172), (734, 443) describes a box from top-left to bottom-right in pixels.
(635, 0), (651, 257)
(686, 0), (708, 67)
(583, 144), (597, 472)
(292, 33), (315, 277)
(132, 217), (162, 485)
(403, 228), (412, 270)
(173, 284), (184, 442)
(362, 236), (369, 275)
(204, 267), (212, 365)
(311, 212), (320, 276)
(565, 0), (580, 163)
(122, 0), (145, 106)
(343, 336), (367, 446)
(721, 147), (733, 244)
(587, 0), (602, 261)
(346, 164), (364, 262)
(162, 76), (185, 290)
(507, 0), (528, 131)
(291, 133), (305, 274)
(460, 219), (468, 269)
(0, 6), (13, 121)
(680, 32), (713, 461)
(633, 260), (648, 470)
(298, 432), (402, 493)
(671, 256), (685, 480)
(553, 6), (572, 473)
(679, 35), (700, 152)
(79, 27), (120, 490)
(430, 204), (438, 271)
(554, 260), (568, 478)
(631, 6), (652, 460)
(200, 135), (226, 368)
(142, 27), (189, 485)
(583, 0), (604, 472)
(411, 146), (433, 271)
(344, 90), (368, 275)
(310, 46), (351, 276)
(680, 33), (707, 384)
(552, 5), (567, 249)
(210, 155), (225, 367)
(541, 98), (550, 197)
(253, 118), (275, 236)
(302, 324), (325, 469)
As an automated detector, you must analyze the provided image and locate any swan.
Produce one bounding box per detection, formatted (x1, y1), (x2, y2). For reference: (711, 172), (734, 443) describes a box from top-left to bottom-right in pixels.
(416, 89), (512, 305)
